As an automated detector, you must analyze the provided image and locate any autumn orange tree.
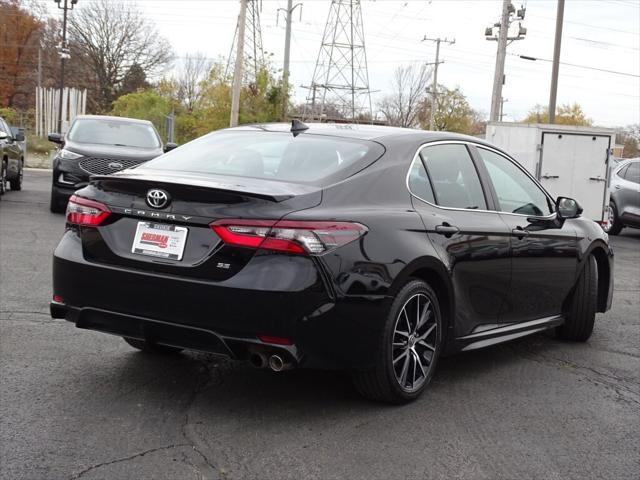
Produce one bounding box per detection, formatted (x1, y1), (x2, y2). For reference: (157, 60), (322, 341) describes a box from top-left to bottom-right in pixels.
(0, 0), (44, 109)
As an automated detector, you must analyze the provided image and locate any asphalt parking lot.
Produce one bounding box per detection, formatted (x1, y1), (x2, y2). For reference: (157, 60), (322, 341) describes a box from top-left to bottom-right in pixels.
(1, 169), (639, 480)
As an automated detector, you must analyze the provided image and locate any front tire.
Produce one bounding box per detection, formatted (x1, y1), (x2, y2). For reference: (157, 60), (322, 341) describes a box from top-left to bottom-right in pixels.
(352, 279), (442, 404)
(49, 185), (67, 213)
(0, 160), (6, 195)
(606, 202), (623, 235)
(557, 255), (597, 342)
(123, 337), (183, 354)
(9, 160), (23, 191)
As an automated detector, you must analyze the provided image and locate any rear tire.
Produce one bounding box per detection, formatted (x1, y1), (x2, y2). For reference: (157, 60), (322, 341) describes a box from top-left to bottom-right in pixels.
(9, 160), (22, 191)
(352, 279), (442, 404)
(557, 255), (597, 342)
(606, 202), (623, 235)
(123, 337), (183, 354)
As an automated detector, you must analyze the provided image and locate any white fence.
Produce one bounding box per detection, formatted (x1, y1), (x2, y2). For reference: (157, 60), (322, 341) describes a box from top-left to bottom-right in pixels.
(34, 87), (87, 136)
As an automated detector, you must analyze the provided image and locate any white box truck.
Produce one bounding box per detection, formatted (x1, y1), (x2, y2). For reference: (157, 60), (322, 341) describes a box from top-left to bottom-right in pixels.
(486, 122), (616, 226)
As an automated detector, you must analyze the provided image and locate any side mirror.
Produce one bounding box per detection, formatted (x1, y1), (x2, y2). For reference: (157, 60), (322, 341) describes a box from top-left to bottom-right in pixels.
(163, 142), (178, 153)
(556, 197), (582, 219)
(14, 131), (25, 142)
(48, 133), (64, 145)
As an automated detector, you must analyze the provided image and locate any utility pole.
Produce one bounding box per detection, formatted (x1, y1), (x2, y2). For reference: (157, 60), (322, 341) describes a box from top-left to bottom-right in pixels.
(230, 0), (248, 127)
(55, 0), (77, 134)
(278, 0), (302, 120)
(548, 0), (565, 124)
(486, 1), (526, 122)
(422, 36), (455, 131)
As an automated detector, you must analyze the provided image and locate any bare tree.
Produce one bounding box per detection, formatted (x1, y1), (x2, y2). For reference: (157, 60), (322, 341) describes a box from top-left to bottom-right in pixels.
(68, 0), (173, 111)
(378, 64), (431, 128)
(177, 53), (212, 112)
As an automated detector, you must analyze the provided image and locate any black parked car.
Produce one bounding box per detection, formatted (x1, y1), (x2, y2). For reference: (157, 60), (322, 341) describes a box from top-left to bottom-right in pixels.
(0, 116), (25, 195)
(50, 123), (613, 403)
(48, 115), (177, 212)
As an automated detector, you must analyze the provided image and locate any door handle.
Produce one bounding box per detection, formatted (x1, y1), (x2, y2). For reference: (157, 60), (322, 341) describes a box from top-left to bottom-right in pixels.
(589, 176), (606, 182)
(511, 227), (530, 238)
(542, 174), (559, 179)
(435, 223), (460, 237)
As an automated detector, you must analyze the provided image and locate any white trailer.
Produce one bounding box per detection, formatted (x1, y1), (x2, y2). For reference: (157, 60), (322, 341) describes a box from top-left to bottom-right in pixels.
(486, 122), (616, 225)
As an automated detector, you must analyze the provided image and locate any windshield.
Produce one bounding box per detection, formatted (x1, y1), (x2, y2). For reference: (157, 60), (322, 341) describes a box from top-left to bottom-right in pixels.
(68, 118), (161, 149)
(144, 131), (384, 185)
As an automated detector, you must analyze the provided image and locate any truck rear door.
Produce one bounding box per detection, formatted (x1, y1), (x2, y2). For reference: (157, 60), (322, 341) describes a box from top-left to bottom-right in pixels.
(538, 132), (610, 222)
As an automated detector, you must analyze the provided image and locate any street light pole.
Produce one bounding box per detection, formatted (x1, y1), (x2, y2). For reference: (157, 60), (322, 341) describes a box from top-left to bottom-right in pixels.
(55, 0), (76, 134)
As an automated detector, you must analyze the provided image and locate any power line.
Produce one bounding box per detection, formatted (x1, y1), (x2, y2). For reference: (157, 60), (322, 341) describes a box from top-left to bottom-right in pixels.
(511, 53), (640, 78)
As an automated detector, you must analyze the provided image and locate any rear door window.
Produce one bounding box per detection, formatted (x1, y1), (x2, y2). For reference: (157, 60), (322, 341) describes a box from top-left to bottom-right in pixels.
(623, 162), (640, 184)
(418, 144), (487, 210)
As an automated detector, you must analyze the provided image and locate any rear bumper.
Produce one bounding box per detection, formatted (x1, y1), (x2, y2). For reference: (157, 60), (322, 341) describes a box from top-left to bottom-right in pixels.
(52, 231), (390, 369)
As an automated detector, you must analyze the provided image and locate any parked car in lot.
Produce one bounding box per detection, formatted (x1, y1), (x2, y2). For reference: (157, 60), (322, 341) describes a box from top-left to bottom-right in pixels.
(48, 115), (176, 212)
(0, 116), (25, 195)
(607, 158), (640, 234)
(50, 122), (613, 403)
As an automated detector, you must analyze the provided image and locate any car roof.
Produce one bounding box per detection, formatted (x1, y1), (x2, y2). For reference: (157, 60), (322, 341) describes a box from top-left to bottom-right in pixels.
(73, 115), (154, 126)
(231, 122), (485, 144)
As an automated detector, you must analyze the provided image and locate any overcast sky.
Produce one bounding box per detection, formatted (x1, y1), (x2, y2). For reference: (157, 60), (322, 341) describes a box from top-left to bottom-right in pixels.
(44, 0), (640, 127)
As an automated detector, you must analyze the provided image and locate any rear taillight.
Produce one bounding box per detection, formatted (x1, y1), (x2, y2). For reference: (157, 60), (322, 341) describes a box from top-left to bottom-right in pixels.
(66, 195), (111, 226)
(210, 219), (367, 255)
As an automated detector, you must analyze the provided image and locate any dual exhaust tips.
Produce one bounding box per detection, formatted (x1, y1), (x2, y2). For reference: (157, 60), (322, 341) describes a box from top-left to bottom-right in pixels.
(249, 351), (292, 372)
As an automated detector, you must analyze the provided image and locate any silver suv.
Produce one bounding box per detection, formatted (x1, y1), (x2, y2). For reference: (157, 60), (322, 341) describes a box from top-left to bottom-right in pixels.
(608, 159), (640, 235)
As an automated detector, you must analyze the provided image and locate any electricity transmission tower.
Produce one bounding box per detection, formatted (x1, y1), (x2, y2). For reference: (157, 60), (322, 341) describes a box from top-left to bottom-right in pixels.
(304, 0), (372, 122)
(225, 0), (265, 84)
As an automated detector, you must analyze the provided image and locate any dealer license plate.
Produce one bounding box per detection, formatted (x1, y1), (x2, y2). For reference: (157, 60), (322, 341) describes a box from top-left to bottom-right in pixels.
(131, 222), (188, 261)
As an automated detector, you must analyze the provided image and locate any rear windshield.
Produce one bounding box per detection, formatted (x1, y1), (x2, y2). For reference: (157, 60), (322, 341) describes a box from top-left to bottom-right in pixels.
(144, 131), (384, 185)
(68, 118), (161, 149)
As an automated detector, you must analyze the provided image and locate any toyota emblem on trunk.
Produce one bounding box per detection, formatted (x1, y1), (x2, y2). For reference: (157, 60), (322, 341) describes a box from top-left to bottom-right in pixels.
(146, 189), (170, 209)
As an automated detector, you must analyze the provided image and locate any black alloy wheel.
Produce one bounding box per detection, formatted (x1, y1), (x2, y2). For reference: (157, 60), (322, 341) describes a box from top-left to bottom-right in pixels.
(353, 280), (442, 403)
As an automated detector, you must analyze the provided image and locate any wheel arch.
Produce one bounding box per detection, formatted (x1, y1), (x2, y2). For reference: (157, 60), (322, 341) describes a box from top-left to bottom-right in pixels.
(388, 257), (454, 347)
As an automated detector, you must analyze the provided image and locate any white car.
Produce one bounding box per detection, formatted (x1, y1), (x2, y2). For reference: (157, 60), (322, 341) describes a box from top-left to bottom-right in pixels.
(607, 158), (640, 234)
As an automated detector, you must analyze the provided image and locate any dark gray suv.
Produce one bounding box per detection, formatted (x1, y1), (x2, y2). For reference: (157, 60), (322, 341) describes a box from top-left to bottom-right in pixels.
(0, 116), (25, 195)
(48, 115), (176, 212)
(608, 159), (640, 234)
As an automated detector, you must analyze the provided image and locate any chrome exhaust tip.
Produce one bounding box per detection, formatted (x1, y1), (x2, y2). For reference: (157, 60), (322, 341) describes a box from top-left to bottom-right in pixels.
(249, 351), (268, 369)
(268, 354), (291, 372)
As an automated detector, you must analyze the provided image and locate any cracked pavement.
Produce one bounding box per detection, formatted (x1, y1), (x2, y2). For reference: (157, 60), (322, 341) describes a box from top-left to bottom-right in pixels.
(1, 170), (639, 480)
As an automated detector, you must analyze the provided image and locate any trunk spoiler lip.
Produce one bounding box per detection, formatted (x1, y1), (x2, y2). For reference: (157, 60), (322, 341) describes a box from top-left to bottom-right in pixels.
(90, 169), (320, 202)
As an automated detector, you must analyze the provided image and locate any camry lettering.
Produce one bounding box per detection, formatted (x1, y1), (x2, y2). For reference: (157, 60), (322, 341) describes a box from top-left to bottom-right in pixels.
(122, 208), (192, 221)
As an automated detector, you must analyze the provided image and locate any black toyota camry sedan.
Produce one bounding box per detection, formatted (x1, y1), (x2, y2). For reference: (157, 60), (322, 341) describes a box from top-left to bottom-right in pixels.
(50, 122), (613, 403)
